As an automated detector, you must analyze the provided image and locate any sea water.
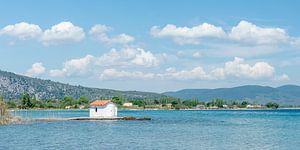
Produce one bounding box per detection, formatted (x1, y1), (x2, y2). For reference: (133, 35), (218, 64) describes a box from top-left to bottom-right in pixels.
(1, 109), (300, 150)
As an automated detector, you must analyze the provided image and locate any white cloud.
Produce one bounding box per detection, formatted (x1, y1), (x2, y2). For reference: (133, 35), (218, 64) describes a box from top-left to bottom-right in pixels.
(166, 67), (176, 72)
(89, 24), (134, 45)
(41, 22), (85, 45)
(273, 74), (290, 81)
(49, 47), (160, 77)
(150, 23), (226, 44)
(96, 47), (159, 67)
(97, 57), (286, 81)
(229, 20), (293, 45)
(131, 49), (159, 67)
(192, 52), (202, 58)
(151, 20), (300, 46)
(0, 22), (42, 40)
(49, 55), (94, 77)
(99, 69), (155, 80)
(48, 69), (65, 77)
(47, 51), (289, 83)
(211, 57), (275, 80)
(26, 62), (46, 77)
(160, 66), (211, 80)
(176, 51), (185, 57)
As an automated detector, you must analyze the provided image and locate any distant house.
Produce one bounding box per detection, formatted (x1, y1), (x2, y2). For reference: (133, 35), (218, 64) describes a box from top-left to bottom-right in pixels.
(222, 105), (228, 108)
(123, 102), (133, 107)
(246, 104), (263, 109)
(196, 104), (205, 109)
(209, 106), (218, 109)
(89, 100), (117, 118)
(165, 103), (172, 108)
(231, 105), (238, 109)
(65, 105), (72, 109)
(79, 105), (85, 109)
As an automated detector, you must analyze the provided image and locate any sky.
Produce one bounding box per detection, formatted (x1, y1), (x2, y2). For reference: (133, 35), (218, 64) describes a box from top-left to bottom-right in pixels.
(0, 0), (299, 92)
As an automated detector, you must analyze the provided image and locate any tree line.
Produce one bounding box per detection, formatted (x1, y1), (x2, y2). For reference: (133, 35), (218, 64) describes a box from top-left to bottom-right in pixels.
(4, 93), (90, 109)
(1, 93), (280, 109)
(113, 97), (280, 109)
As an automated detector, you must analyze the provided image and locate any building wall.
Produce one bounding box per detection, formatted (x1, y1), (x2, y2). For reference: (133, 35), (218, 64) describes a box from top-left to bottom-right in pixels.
(89, 103), (117, 118)
(123, 102), (133, 107)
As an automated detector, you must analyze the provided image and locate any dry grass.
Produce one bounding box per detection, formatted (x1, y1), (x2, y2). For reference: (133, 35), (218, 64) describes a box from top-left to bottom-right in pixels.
(0, 99), (22, 125)
(0, 99), (10, 125)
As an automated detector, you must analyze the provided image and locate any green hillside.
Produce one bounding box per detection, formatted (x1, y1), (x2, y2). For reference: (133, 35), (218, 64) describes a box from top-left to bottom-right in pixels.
(0, 70), (165, 101)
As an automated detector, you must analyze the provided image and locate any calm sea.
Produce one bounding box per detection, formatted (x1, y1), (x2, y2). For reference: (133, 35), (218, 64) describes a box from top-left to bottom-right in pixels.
(1, 109), (300, 150)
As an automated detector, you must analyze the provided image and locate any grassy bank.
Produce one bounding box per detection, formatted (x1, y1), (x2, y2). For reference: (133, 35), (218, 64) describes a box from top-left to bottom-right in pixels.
(0, 98), (11, 125)
(1, 98), (23, 125)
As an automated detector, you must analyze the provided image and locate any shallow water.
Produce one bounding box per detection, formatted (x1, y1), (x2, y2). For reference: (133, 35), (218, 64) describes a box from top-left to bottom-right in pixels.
(1, 109), (300, 150)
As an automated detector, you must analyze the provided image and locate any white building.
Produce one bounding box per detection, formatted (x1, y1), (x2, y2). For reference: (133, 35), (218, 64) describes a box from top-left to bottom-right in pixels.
(89, 100), (117, 118)
(123, 102), (133, 107)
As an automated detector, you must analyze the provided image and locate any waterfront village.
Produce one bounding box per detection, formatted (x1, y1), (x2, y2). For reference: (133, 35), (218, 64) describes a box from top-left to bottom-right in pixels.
(0, 94), (288, 125)
(1, 93), (281, 111)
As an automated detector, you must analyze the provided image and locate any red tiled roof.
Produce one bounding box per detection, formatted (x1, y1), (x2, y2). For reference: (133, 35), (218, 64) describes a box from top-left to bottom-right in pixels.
(90, 100), (111, 106)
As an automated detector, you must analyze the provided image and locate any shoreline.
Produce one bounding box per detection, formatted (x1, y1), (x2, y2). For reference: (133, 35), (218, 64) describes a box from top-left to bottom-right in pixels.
(9, 107), (300, 112)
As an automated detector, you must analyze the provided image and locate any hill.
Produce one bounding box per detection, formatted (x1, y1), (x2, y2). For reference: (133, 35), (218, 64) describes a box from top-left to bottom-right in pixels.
(164, 85), (300, 105)
(0, 70), (165, 101)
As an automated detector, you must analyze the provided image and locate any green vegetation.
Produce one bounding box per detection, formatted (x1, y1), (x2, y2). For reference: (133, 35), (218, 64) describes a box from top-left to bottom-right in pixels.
(266, 102), (279, 109)
(0, 96), (10, 125)
(121, 98), (278, 110)
(21, 93), (33, 109)
(112, 96), (123, 105)
(0, 91), (283, 110)
(0, 70), (165, 101)
(4, 93), (91, 109)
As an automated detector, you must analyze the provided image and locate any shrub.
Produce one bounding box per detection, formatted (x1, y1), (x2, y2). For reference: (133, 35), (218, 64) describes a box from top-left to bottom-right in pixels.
(266, 102), (279, 109)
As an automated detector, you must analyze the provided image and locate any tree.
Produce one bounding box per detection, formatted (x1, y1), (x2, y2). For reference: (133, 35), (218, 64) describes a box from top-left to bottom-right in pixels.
(266, 102), (279, 109)
(171, 100), (180, 106)
(45, 100), (55, 109)
(240, 101), (249, 108)
(79, 95), (89, 104)
(182, 100), (198, 107)
(112, 96), (123, 105)
(21, 93), (33, 109)
(61, 96), (74, 108)
(232, 101), (239, 106)
(132, 100), (145, 107)
(215, 99), (225, 108)
(174, 104), (188, 110)
(6, 100), (17, 108)
(31, 100), (45, 108)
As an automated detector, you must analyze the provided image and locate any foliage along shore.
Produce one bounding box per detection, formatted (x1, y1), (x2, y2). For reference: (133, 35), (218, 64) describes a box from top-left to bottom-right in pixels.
(2, 93), (299, 125)
(2, 92), (291, 111)
(0, 97), (23, 125)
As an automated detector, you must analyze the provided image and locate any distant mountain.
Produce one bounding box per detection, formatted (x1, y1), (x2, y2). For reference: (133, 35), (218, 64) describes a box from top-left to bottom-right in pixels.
(164, 85), (300, 105)
(0, 70), (165, 101)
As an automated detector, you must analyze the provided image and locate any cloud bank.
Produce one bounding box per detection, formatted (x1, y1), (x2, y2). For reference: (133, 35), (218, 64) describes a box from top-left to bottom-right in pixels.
(89, 24), (134, 45)
(25, 62), (46, 77)
(41, 22), (85, 45)
(151, 20), (300, 46)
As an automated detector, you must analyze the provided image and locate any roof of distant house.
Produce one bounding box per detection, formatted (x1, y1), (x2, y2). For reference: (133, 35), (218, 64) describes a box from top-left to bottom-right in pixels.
(90, 100), (112, 106)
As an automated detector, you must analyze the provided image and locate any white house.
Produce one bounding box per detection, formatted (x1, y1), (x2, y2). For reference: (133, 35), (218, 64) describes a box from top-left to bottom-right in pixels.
(123, 102), (133, 107)
(89, 100), (117, 118)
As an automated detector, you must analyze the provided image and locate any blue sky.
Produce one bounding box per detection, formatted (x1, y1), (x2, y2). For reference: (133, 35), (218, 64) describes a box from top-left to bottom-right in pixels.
(0, 0), (299, 92)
